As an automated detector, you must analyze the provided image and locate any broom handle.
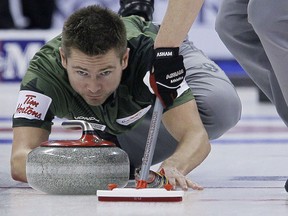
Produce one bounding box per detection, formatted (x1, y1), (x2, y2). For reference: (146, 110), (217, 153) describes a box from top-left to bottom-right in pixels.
(138, 98), (163, 185)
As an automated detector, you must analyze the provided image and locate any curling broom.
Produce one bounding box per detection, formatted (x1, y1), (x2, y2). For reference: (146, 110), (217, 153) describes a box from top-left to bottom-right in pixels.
(97, 98), (184, 202)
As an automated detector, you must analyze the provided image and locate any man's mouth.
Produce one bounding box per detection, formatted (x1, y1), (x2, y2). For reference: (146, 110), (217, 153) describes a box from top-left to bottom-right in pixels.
(87, 94), (102, 99)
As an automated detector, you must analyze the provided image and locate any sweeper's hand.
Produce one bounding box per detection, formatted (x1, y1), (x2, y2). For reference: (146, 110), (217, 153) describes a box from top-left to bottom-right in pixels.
(159, 166), (203, 191)
(149, 47), (186, 108)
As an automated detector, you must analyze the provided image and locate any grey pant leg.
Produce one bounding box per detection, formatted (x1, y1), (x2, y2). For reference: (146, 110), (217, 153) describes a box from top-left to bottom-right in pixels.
(215, 0), (288, 125)
(248, 0), (288, 106)
(181, 39), (241, 140)
(117, 40), (242, 168)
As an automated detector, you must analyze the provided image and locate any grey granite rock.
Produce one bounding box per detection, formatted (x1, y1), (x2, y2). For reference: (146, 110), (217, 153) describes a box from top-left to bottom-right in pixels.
(27, 146), (130, 195)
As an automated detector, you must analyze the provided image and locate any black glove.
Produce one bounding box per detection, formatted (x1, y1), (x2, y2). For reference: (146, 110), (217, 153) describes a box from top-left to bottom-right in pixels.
(149, 47), (186, 108)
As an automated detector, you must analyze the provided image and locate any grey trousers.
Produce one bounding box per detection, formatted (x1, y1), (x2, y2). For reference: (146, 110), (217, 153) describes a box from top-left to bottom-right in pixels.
(216, 0), (288, 125)
(118, 38), (242, 168)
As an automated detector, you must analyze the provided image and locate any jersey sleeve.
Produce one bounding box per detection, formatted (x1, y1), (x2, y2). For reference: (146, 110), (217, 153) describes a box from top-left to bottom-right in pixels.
(12, 84), (55, 132)
(12, 36), (70, 132)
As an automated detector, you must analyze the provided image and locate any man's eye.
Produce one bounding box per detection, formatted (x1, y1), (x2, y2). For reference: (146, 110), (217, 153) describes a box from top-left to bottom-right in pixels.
(100, 71), (111, 76)
(77, 71), (88, 76)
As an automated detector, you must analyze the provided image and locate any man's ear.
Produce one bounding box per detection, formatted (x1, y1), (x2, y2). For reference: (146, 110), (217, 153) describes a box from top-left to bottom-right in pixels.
(121, 48), (130, 70)
(59, 47), (67, 69)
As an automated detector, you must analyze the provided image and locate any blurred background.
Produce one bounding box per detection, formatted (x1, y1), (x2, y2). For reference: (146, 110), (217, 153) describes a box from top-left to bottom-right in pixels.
(2, 3), (288, 214)
(0, 0), (253, 84)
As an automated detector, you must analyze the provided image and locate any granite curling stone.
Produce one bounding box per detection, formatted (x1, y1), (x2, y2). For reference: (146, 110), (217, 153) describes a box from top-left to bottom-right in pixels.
(26, 120), (130, 195)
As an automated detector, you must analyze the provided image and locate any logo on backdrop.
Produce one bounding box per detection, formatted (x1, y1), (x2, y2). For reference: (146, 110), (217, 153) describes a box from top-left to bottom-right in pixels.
(0, 40), (44, 81)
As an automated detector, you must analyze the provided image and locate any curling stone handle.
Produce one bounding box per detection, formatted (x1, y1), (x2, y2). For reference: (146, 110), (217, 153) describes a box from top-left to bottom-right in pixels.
(61, 120), (94, 132)
(58, 120), (116, 147)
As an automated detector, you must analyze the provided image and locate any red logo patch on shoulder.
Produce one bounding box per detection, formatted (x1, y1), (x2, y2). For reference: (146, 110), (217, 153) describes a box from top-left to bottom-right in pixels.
(14, 90), (52, 120)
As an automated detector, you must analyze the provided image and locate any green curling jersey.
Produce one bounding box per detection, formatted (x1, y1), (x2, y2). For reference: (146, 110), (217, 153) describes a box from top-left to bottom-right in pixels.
(13, 16), (194, 135)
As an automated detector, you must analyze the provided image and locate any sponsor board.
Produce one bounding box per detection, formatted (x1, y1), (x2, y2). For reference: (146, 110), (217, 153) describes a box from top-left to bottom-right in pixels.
(0, 31), (59, 82)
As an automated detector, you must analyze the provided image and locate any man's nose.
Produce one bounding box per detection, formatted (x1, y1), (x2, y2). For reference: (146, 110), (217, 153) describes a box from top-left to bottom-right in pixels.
(87, 78), (101, 93)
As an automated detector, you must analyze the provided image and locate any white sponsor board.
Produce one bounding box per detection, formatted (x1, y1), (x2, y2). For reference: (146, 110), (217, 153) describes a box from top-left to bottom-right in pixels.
(51, 0), (231, 58)
(0, 0), (233, 82)
(0, 30), (59, 81)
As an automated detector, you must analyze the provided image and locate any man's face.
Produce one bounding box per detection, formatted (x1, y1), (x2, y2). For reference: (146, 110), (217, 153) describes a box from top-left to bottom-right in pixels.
(60, 47), (129, 106)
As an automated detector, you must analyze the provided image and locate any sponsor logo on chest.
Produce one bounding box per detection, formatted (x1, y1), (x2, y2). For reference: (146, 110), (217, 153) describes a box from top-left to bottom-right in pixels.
(116, 105), (151, 126)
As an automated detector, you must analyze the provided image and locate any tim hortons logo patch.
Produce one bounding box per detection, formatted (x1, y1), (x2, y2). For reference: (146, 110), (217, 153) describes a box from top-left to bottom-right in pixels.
(14, 90), (52, 120)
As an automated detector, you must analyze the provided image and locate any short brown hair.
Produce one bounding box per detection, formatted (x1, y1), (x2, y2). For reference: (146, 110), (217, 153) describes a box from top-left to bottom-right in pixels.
(61, 5), (127, 58)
